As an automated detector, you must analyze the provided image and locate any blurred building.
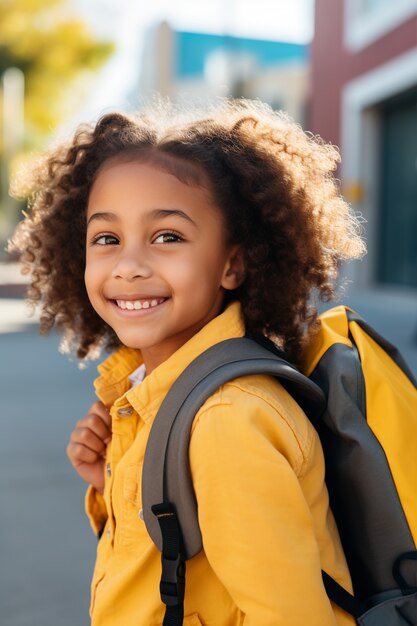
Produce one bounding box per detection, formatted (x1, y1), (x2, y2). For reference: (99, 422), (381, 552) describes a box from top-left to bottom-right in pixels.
(311, 0), (417, 290)
(137, 21), (309, 125)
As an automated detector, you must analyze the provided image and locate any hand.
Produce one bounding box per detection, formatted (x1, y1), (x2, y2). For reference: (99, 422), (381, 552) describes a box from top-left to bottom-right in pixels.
(67, 401), (112, 494)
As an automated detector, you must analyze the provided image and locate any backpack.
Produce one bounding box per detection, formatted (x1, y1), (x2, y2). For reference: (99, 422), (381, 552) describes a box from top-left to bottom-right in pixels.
(141, 305), (417, 626)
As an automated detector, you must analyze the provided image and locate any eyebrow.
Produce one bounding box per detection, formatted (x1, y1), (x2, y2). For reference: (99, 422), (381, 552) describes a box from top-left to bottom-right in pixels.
(149, 208), (197, 226)
(87, 211), (118, 227)
(87, 208), (197, 227)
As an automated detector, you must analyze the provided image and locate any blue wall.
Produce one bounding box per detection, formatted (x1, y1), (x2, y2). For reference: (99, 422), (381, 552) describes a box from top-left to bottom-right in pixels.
(176, 31), (309, 78)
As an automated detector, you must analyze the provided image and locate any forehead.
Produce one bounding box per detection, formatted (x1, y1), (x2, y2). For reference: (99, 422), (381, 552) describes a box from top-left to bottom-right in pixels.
(87, 159), (221, 223)
(94, 150), (209, 191)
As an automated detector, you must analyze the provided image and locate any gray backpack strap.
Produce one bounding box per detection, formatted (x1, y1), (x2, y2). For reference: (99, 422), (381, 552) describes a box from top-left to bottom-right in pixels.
(142, 336), (325, 559)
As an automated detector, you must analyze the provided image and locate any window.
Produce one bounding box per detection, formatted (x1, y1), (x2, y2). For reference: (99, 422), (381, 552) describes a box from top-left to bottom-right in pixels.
(362, 0), (391, 12)
(344, 0), (417, 51)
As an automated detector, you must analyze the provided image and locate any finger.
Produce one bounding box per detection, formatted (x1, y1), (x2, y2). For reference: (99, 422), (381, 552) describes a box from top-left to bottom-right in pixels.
(67, 441), (103, 466)
(66, 446), (105, 493)
(70, 427), (108, 455)
(76, 413), (112, 443)
(89, 401), (112, 428)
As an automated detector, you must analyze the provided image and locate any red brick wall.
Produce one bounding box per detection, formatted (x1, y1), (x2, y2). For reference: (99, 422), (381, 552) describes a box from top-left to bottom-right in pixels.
(310, 0), (417, 145)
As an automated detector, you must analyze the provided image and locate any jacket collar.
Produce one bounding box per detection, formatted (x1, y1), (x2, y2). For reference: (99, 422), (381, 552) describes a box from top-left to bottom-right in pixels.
(94, 301), (245, 423)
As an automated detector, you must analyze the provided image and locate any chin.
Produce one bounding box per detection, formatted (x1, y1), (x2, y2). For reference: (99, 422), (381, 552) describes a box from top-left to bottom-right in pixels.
(116, 332), (155, 351)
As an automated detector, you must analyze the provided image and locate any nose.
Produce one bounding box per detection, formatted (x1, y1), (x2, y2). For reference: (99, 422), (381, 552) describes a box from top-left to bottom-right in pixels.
(111, 245), (152, 281)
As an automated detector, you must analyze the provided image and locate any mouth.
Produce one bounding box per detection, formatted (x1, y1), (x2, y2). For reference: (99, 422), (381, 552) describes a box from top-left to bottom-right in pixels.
(112, 297), (167, 311)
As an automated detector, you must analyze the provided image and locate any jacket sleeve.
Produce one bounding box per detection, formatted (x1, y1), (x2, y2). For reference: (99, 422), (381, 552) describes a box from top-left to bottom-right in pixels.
(188, 379), (345, 626)
(85, 485), (108, 536)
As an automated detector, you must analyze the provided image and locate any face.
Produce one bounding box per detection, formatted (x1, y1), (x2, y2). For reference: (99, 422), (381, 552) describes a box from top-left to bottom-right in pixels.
(85, 160), (243, 373)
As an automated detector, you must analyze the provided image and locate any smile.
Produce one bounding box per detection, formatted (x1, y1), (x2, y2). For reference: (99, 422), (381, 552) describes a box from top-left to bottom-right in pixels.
(114, 298), (166, 311)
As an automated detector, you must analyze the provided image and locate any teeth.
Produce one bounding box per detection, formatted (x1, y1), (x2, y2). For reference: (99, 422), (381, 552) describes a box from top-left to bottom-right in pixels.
(116, 299), (163, 311)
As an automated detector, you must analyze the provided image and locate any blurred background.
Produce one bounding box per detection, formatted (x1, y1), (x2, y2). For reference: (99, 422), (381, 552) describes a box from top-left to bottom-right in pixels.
(0, 1), (416, 624)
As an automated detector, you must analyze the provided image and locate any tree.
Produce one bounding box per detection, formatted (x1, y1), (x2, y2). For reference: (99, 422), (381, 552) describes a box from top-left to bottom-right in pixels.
(0, 0), (114, 150)
(0, 0), (114, 239)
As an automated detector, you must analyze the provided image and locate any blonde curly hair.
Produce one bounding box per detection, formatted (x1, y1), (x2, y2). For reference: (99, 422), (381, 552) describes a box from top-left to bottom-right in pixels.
(10, 98), (365, 363)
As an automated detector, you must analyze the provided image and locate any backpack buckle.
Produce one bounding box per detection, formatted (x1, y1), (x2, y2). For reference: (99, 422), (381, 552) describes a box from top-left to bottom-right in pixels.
(159, 553), (186, 606)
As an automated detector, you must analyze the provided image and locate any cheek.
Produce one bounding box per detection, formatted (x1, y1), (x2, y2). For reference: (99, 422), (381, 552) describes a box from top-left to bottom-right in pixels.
(168, 254), (216, 289)
(84, 260), (93, 290)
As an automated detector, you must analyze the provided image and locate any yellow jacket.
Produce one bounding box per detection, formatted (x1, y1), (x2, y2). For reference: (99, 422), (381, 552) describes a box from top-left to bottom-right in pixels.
(86, 302), (354, 626)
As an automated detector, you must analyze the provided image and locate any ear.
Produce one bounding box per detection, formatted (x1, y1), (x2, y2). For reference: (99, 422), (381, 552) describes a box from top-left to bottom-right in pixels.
(221, 245), (246, 291)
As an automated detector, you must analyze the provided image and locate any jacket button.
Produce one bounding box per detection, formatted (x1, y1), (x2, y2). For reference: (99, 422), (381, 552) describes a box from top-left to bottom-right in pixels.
(116, 406), (133, 417)
(106, 527), (112, 539)
(106, 463), (111, 477)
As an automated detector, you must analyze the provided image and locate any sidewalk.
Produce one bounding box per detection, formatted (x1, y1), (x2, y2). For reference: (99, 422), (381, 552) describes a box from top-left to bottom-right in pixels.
(335, 286), (417, 377)
(0, 261), (28, 293)
(0, 263), (38, 332)
(0, 265), (416, 626)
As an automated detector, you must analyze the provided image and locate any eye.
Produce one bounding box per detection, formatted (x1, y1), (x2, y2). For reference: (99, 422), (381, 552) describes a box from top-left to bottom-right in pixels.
(153, 231), (183, 244)
(92, 234), (119, 246)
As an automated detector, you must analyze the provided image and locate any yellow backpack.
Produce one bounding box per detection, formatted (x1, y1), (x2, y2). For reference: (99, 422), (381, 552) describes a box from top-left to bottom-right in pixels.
(142, 305), (417, 626)
(301, 305), (417, 624)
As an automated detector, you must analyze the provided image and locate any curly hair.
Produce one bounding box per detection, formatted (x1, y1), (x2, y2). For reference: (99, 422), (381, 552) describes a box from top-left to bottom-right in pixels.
(10, 98), (365, 364)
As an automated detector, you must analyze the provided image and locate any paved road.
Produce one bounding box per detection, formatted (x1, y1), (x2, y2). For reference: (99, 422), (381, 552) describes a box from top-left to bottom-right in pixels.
(0, 328), (97, 626)
(0, 287), (416, 626)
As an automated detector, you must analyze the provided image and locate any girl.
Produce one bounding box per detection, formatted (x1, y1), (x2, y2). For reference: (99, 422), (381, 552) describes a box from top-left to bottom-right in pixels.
(11, 99), (364, 626)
